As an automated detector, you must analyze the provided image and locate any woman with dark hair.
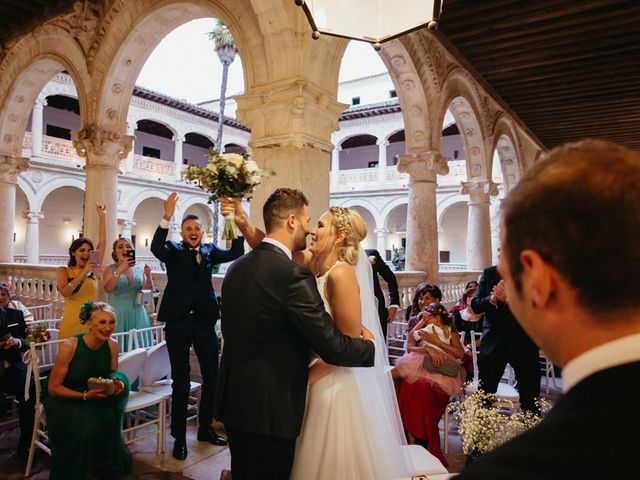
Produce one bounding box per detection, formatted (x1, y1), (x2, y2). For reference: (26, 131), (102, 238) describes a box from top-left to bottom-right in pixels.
(56, 203), (106, 338)
(103, 237), (153, 347)
(43, 301), (131, 479)
(451, 280), (483, 337)
(404, 282), (443, 325)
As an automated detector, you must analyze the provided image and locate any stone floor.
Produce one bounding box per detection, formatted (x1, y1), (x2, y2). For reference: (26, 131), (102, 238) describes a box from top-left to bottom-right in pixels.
(0, 376), (562, 479)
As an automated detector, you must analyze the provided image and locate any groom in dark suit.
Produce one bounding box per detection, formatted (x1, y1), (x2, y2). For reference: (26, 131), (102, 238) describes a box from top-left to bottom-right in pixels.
(455, 140), (640, 479)
(0, 304), (34, 459)
(151, 192), (244, 460)
(215, 188), (375, 480)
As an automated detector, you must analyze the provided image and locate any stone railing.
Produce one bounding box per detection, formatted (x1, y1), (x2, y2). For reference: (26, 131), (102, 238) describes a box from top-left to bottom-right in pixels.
(22, 132), (85, 164)
(439, 262), (469, 272)
(330, 160), (467, 193)
(13, 255), (69, 265)
(131, 154), (175, 179)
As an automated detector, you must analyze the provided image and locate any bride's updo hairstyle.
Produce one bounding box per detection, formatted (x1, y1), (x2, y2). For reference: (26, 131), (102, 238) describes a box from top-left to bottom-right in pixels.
(329, 207), (367, 266)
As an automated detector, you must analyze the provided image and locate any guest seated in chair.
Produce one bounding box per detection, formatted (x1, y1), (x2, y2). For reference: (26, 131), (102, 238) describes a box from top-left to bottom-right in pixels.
(0, 283), (34, 323)
(404, 283), (443, 326)
(393, 303), (464, 468)
(43, 301), (131, 480)
(0, 304), (34, 459)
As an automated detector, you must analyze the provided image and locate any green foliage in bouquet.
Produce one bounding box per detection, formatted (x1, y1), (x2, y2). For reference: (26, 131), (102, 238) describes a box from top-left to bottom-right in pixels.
(183, 149), (275, 239)
(183, 149), (274, 203)
(25, 323), (51, 345)
(448, 388), (543, 455)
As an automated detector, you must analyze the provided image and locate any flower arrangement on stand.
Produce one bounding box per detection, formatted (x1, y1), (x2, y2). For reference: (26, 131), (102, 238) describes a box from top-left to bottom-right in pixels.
(448, 388), (544, 457)
(183, 150), (275, 239)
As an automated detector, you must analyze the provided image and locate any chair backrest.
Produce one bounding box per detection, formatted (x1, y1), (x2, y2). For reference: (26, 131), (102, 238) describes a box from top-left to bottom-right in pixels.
(117, 348), (147, 385)
(28, 337), (69, 407)
(111, 330), (134, 353)
(139, 341), (170, 387)
(469, 331), (483, 384)
(28, 304), (53, 321)
(131, 325), (165, 350)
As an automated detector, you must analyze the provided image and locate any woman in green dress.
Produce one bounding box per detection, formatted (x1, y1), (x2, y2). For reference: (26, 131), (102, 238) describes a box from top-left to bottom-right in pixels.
(43, 301), (131, 480)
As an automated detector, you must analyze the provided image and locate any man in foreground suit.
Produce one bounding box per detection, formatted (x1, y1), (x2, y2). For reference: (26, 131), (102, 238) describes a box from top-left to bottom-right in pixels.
(215, 188), (375, 480)
(455, 139), (640, 479)
(151, 192), (245, 460)
(0, 304), (34, 459)
(365, 248), (400, 338)
(471, 264), (540, 413)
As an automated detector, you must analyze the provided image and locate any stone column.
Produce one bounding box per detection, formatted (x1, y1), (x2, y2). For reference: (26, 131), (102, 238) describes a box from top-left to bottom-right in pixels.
(120, 219), (135, 239)
(397, 150), (449, 279)
(374, 227), (388, 257)
(0, 156), (29, 262)
(331, 146), (341, 189)
(173, 135), (183, 180)
(377, 139), (388, 184)
(31, 96), (47, 157)
(23, 211), (44, 264)
(72, 126), (132, 243)
(124, 121), (136, 173)
(235, 80), (348, 227)
(461, 180), (499, 270)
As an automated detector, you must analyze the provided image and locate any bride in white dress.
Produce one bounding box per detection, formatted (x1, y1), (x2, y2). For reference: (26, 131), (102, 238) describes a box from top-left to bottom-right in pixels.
(290, 207), (447, 480)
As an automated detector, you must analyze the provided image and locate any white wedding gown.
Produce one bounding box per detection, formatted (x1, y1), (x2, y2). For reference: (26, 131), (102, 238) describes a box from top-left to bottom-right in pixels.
(290, 255), (448, 480)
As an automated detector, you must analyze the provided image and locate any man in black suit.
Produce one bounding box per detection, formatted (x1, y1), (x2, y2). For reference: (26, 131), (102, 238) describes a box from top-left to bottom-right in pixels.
(214, 188), (375, 480)
(365, 248), (400, 338)
(471, 264), (540, 413)
(151, 192), (244, 459)
(455, 140), (640, 479)
(0, 304), (34, 459)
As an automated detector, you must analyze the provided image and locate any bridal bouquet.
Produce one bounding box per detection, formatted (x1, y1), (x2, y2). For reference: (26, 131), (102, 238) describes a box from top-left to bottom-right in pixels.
(183, 150), (275, 239)
(448, 388), (543, 455)
(25, 324), (51, 345)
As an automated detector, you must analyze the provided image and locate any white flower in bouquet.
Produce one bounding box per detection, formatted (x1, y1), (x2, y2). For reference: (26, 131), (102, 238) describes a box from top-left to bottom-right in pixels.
(183, 149), (275, 239)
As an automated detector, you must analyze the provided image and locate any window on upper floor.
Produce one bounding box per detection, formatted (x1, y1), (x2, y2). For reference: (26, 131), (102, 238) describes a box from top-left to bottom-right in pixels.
(368, 161), (378, 168)
(142, 146), (161, 159)
(351, 96), (361, 105)
(389, 89), (397, 98)
(454, 150), (459, 159)
(439, 251), (451, 263)
(46, 125), (71, 140)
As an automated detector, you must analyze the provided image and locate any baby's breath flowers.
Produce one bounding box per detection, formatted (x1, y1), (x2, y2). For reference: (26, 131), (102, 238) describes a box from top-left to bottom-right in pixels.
(183, 149), (274, 239)
(448, 387), (542, 455)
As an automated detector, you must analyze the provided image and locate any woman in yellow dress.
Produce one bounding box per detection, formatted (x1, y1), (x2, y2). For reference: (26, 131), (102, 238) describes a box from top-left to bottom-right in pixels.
(56, 203), (106, 338)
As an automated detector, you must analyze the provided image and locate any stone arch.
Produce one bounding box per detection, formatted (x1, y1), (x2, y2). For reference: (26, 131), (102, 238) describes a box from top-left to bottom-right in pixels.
(379, 197), (409, 224)
(90, 0), (328, 135)
(125, 189), (169, 220)
(336, 133), (379, 148)
(0, 26), (90, 156)
(32, 176), (86, 213)
(134, 117), (178, 138)
(379, 36), (437, 153)
(437, 199), (469, 266)
(39, 185), (86, 256)
(491, 114), (523, 191)
(385, 128), (405, 144)
(335, 198), (379, 229)
(180, 197), (214, 222)
(439, 69), (490, 180)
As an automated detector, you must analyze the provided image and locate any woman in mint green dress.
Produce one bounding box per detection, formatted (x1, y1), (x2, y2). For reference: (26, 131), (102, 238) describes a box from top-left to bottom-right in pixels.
(103, 238), (154, 350)
(43, 302), (131, 480)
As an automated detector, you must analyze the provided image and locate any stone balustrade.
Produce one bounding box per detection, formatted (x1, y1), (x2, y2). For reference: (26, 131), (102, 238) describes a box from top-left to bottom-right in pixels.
(131, 154), (176, 179)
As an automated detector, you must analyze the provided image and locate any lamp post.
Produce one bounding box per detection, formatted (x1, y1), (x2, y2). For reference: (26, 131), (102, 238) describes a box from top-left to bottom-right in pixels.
(294, 0), (443, 50)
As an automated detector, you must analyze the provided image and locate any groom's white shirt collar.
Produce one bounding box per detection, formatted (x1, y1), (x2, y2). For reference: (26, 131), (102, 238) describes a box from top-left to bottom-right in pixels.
(262, 237), (292, 260)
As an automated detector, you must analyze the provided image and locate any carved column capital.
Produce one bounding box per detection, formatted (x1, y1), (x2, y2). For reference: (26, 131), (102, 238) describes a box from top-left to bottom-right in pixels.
(460, 180), (500, 201)
(33, 96), (48, 109)
(397, 150), (449, 182)
(22, 211), (44, 223)
(236, 80), (349, 153)
(0, 155), (29, 183)
(374, 227), (389, 236)
(72, 125), (133, 167)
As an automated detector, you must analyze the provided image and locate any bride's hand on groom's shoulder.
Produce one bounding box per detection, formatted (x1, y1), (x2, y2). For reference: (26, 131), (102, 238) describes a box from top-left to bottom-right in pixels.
(361, 326), (374, 341)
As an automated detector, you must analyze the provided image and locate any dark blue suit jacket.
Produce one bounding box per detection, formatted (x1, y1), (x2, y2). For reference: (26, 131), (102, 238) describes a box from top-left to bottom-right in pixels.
(151, 226), (244, 323)
(0, 307), (28, 372)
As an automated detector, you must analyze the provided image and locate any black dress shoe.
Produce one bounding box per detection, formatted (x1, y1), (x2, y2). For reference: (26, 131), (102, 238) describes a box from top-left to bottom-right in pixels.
(197, 426), (228, 446)
(173, 439), (188, 460)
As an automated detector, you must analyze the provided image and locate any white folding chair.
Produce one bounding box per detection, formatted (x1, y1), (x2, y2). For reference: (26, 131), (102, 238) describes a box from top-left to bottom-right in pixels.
(131, 325), (165, 350)
(138, 341), (201, 452)
(111, 330), (135, 353)
(442, 331), (466, 454)
(24, 337), (67, 477)
(119, 348), (165, 454)
(540, 350), (557, 394)
(466, 331), (520, 412)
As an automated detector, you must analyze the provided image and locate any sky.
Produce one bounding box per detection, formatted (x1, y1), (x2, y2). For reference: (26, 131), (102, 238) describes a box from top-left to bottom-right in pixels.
(136, 18), (388, 105)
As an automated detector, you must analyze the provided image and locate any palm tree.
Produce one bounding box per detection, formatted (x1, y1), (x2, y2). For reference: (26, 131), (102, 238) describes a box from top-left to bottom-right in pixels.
(208, 20), (238, 153)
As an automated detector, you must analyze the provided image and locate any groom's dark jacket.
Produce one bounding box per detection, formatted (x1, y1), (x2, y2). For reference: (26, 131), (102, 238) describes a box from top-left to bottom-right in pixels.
(214, 242), (375, 439)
